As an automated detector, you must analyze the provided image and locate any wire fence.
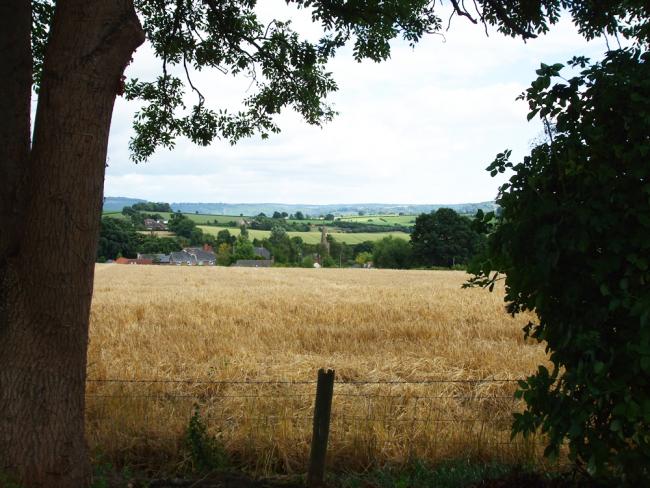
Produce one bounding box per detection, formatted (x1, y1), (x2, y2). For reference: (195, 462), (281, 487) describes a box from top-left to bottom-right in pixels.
(84, 374), (554, 474)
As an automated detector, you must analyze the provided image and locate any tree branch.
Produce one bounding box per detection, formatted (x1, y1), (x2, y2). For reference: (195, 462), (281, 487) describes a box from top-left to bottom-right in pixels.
(482, 0), (537, 40)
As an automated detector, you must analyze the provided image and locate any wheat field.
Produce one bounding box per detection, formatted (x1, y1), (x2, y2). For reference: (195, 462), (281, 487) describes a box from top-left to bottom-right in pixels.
(87, 264), (548, 474)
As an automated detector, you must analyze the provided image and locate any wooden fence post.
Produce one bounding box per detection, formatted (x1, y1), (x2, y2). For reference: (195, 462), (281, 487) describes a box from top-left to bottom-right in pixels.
(307, 368), (335, 487)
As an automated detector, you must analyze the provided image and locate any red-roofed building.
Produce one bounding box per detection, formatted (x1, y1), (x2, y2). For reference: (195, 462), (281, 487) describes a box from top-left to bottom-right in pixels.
(115, 257), (153, 265)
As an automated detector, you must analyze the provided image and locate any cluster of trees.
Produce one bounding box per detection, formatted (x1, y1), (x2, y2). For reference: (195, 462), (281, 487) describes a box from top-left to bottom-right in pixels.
(130, 202), (172, 213)
(244, 208), (486, 269)
(98, 212), (226, 261)
(213, 230), (258, 265)
(166, 212), (211, 246)
(411, 208), (486, 267)
(120, 202), (172, 229)
(96, 218), (181, 261)
(360, 208), (487, 269)
(266, 210), (331, 220)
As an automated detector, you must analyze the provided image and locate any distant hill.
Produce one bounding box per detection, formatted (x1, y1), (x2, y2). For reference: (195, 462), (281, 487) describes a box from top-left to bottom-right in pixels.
(103, 196), (146, 212)
(103, 198), (497, 216)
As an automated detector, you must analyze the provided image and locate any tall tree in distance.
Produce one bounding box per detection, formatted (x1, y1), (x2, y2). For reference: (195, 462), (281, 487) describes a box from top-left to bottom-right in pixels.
(410, 208), (485, 267)
(1, 0), (647, 486)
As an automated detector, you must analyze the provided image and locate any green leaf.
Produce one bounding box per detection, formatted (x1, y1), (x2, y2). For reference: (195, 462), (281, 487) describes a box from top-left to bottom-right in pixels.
(600, 284), (610, 296)
(641, 356), (650, 373)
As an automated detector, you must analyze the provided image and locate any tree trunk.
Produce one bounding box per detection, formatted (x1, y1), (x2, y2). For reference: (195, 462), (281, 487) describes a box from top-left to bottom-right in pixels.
(0, 1), (144, 487)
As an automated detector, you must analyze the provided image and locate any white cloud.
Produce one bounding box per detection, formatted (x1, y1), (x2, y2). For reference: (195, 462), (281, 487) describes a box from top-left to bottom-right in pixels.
(105, 5), (608, 204)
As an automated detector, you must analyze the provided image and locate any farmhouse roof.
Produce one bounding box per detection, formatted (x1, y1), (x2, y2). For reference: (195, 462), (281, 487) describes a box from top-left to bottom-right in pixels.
(115, 257), (153, 265)
(170, 251), (196, 265)
(184, 247), (216, 264)
(253, 247), (271, 259)
(137, 253), (171, 263)
(143, 218), (167, 230)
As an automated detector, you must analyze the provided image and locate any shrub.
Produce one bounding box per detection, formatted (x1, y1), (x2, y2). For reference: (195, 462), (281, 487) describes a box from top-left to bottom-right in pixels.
(469, 50), (650, 482)
(185, 406), (228, 473)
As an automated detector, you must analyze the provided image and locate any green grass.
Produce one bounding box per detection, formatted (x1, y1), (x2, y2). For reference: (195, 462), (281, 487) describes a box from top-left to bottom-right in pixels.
(148, 212), (241, 225)
(197, 226), (410, 245)
(101, 211), (129, 220)
(102, 211), (242, 225)
(338, 214), (417, 226)
(332, 460), (550, 488)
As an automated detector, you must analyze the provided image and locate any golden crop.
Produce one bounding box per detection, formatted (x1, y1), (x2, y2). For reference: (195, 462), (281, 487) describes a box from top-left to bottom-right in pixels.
(87, 265), (549, 474)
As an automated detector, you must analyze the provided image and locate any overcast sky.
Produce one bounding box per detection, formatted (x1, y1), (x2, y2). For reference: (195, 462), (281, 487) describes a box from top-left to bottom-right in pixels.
(105, 3), (607, 205)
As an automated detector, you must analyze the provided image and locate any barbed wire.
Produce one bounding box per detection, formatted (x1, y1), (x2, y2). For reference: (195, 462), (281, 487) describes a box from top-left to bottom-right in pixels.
(86, 378), (317, 385)
(86, 394), (316, 400)
(85, 393), (518, 400)
(86, 377), (522, 385)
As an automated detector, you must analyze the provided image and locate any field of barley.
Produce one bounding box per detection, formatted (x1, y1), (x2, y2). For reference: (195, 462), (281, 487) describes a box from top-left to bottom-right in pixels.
(87, 265), (549, 474)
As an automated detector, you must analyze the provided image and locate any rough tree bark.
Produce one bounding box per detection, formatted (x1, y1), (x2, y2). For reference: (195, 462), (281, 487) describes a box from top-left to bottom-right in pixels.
(0, 1), (144, 486)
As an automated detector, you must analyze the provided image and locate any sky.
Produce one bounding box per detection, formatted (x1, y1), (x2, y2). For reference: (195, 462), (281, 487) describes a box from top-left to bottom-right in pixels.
(105, 3), (608, 205)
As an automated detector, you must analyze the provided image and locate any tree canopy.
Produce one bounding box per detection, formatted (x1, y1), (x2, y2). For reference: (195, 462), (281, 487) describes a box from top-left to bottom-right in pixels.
(373, 236), (412, 269)
(30, 0), (650, 164)
(411, 208), (485, 267)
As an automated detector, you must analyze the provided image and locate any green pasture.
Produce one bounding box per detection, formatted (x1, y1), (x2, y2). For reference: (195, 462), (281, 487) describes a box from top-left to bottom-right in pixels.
(337, 214), (417, 226)
(101, 211), (129, 220)
(197, 226), (410, 245)
(102, 211), (241, 225)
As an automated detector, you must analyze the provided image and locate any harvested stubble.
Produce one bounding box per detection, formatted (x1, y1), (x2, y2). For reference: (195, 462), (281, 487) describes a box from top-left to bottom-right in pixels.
(87, 265), (548, 474)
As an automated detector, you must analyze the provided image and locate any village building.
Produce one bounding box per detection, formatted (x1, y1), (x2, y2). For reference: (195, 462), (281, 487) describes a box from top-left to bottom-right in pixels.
(143, 218), (167, 231)
(137, 253), (171, 264)
(169, 251), (195, 265)
(253, 247), (271, 260)
(170, 245), (216, 266)
(115, 257), (153, 265)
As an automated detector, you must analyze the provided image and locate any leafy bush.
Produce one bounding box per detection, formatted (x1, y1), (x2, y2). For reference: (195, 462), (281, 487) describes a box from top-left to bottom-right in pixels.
(322, 255), (336, 267)
(469, 49), (650, 482)
(373, 236), (412, 269)
(185, 406), (228, 473)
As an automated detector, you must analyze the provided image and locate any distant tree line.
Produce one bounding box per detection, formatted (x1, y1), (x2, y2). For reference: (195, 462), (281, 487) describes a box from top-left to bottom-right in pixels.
(131, 202), (173, 213)
(335, 220), (412, 233)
